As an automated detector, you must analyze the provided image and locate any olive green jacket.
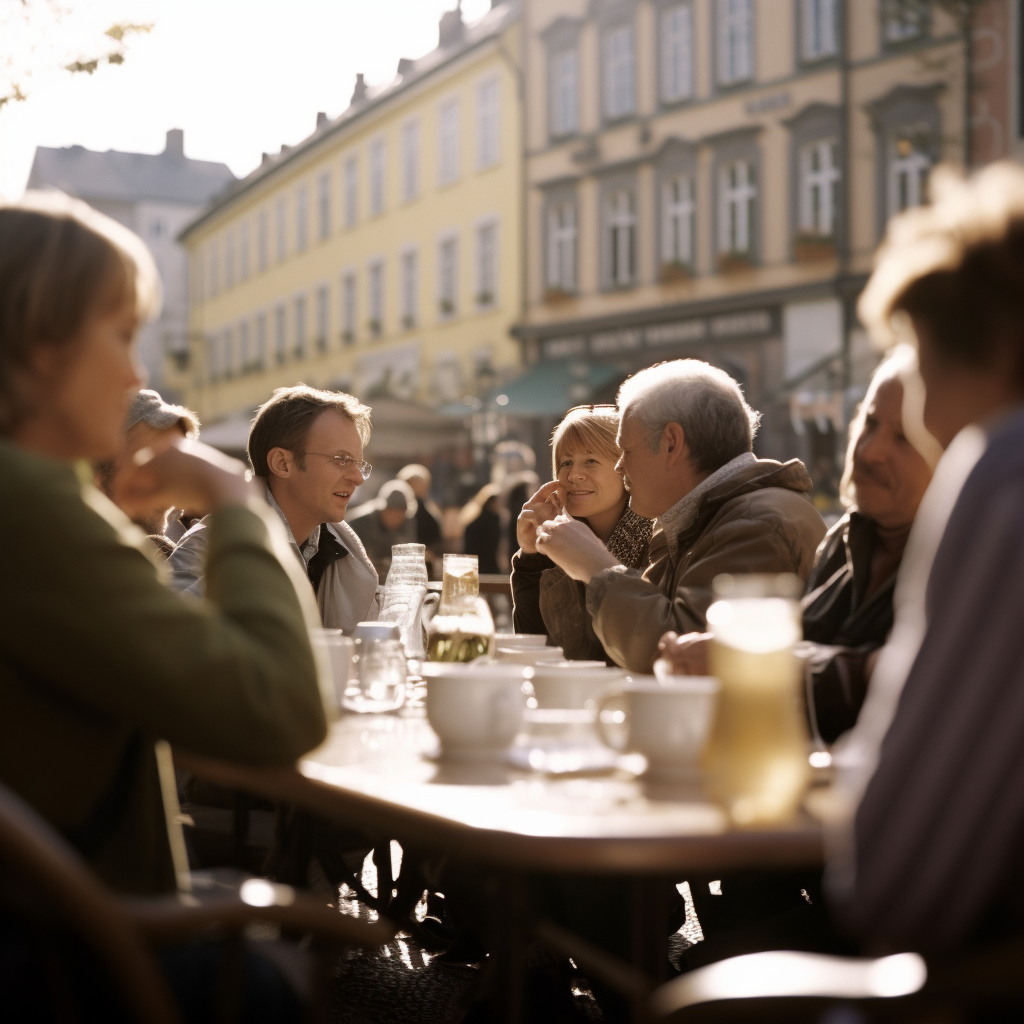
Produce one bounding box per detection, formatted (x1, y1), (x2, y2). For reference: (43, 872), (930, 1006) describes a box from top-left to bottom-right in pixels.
(0, 440), (328, 894)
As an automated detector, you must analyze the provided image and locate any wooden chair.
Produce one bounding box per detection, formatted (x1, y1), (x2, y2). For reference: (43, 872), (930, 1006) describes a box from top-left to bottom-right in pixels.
(0, 779), (394, 1024)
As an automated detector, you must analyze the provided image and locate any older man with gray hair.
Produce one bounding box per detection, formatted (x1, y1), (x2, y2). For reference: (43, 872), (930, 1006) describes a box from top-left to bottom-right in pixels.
(535, 358), (826, 672)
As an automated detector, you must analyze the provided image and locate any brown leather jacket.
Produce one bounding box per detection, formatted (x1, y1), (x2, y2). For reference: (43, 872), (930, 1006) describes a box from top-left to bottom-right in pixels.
(587, 454), (826, 672)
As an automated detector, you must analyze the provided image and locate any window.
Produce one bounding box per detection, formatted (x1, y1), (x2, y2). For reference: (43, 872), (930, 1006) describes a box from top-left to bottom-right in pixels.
(439, 98), (460, 185)
(662, 175), (695, 265)
(293, 294), (307, 357)
(239, 221), (250, 281)
(224, 231), (235, 289)
(719, 158), (757, 254)
(317, 171), (331, 241)
(799, 139), (840, 235)
(661, 4), (694, 104)
(192, 252), (204, 305)
(342, 271), (357, 344)
(401, 119), (420, 201)
(401, 249), (418, 329)
(274, 303), (287, 364)
(882, 0), (926, 44)
(550, 48), (579, 137)
(606, 189), (637, 287)
(208, 240), (220, 296)
(222, 327), (234, 378)
(888, 134), (930, 214)
(275, 198), (287, 261)
(315, 284), (329, 352)
(208, 333), (220, 382)
(546, 202), (577, 292)
(801, 0), (838, 60)
(476, 221), (498, 307)
(368, 261), (384, 337)
(477, 76), (500, 169)
(239, 320), (250, 373)
(255, 312), (267, 369)
(295, 185), (309, 252)
(602, 24), (636, 120)
(344, 155), (359, 227)
(438, 237), (458, 317)
(257, 208), (268, 273)
(369, 139), (386, 216)
(716, 0), (754, 85)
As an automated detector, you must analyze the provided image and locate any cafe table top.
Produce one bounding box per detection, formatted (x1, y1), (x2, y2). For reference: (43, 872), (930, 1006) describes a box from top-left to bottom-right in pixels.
(176, 712), (824, 876)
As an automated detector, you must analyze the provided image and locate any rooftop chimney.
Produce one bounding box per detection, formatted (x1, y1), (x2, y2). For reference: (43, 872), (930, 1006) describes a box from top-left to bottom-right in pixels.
(261, 152), (271, 165)
(164, 128), (184, 158)
(350, 73), (367, 106)
(397, 57), (414, 77)
(439, 2), (465, 48)
(316, 111), (328, 128)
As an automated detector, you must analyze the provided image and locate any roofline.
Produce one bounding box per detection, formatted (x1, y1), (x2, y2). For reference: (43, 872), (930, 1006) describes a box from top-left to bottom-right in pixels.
(179, 6), (520, 243)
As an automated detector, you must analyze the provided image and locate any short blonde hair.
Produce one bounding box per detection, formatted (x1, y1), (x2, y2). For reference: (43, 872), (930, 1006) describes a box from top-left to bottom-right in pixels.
(0, 190), (160, 433)
(550, 406), (621, 477)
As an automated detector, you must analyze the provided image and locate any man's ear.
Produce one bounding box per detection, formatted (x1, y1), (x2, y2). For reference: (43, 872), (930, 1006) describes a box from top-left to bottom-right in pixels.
(266, 447), (293, 479)
(662, 422), (688, 466)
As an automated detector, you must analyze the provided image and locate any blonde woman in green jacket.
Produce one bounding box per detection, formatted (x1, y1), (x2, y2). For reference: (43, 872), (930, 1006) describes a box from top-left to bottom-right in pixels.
(0, 194), (327, 1018)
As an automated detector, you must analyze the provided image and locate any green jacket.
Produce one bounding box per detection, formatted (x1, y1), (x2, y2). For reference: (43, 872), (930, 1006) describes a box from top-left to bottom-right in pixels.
(0, 440), (328, 894)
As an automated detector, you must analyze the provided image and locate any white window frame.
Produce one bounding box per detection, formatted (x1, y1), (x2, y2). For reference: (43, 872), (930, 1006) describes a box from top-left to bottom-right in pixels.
(882, 0), (926, 44)
(438, 97), (461, 185)
(660, 4), (694, 104)
(341, 270), (357, 344)
(367, 259), (384, 337)
(546, 202), (577, 292)
(716, 0), (754, 86)
(344, 155), (359, 228)
(315, 283), (329, 352)
(602, 23), (636, 120)
(801, 0), (838, 60)
(369, 139), (386, 216)
(550, 48), (579, 137)
(400, 247), (418, 329)
(475, 218), (498, 308)
(799, 139), (840, 236)
(257, 208), (269, 273)
(275, 198), (287, 262)
(437, 234), (459, 318)
(401, 118), (420, 202)
(274, 303), (287, 364)
(317, 170), (331, 241)
(662, 174), (695, 265)
(293, 293), (307, 358)
(239, 221), (250, 281)
(606, 188), (637, 287)
(719, 158), (757, 254)
(888, 134), (931, 215)
(476, 75), (500, 170)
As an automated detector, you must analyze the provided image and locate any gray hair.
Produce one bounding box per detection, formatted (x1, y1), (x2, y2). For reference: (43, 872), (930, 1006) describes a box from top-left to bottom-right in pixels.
(617, 359), (761, 474)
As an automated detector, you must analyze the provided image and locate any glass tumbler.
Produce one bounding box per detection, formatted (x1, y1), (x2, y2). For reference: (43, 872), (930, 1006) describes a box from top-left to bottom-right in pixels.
(342, 638), (408, 713)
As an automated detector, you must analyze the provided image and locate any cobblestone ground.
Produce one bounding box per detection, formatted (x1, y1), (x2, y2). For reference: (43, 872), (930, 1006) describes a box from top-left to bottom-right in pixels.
(324, 848), (703, 1024)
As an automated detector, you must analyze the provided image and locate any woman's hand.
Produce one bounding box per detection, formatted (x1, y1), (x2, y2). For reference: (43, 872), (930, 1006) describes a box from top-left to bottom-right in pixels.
(112, 440), (255, 521)
(655, 631), (712, 676)
(535, 513), (618, 583)
(516, 480), (566, 555)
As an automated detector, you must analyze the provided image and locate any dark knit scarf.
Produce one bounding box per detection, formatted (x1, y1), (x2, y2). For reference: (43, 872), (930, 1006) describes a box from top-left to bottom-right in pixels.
(605, 506), (653, 570)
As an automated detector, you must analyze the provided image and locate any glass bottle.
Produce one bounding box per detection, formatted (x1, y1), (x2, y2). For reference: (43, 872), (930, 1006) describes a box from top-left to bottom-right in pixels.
(704, 573), (810, 826)
(425, 554), (495, 663)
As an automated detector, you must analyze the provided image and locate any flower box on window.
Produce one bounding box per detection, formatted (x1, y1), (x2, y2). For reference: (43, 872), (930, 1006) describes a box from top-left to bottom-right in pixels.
(341, 330), (354, 345)
(402, 314), (416, 330)
(793, 233), (837, 263)
(658, 261), (693, 284)
(368, 319), (382, 337)
(315, 335), (327, 352)
(717, 251), (755, 275)
(543, 286), (575, 305)
(438, 299), (455, 317)
(476, 291), (494, 307)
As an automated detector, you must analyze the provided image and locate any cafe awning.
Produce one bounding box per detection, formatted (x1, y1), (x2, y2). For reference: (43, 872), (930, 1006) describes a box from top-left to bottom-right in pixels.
(484, 358), (625, 418)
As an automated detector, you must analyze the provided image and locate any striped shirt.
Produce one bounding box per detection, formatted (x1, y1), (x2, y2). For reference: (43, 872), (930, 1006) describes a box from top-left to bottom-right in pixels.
(828, 406), (1024, 952)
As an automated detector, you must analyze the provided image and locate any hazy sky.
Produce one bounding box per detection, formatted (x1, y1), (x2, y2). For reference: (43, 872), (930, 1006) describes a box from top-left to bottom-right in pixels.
(0, 0), (492, 199)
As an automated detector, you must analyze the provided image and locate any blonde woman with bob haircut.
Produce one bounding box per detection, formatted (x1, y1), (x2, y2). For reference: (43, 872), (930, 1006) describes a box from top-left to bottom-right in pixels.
(511, 405), (652, 662)
(0, 193), (323, 1019)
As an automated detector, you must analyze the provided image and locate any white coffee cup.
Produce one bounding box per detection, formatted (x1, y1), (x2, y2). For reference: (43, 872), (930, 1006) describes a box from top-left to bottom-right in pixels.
(426, 664), (528, 761)
(492, 645), (565, 665)
(530, 662), (625, 709)
(597, 676), (719, 781)
(493, 633), (549, 648)
(310, 629), (355, 709)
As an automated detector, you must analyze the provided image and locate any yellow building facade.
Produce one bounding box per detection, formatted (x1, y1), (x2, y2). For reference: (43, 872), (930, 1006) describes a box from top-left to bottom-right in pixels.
(172, 2), (523, 452)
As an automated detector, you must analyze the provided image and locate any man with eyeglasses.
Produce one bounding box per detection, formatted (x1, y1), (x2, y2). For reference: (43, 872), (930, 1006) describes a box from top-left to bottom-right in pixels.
(168, 384), (379, 632)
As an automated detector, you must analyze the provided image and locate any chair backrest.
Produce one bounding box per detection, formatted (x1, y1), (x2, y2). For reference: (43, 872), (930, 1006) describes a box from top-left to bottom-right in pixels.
(0, 780), (183, 1024)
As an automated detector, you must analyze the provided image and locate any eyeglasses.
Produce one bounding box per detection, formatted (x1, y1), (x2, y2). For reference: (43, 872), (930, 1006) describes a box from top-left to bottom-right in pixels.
(304, 452), (373, 481)
(566, 404), (618, 414)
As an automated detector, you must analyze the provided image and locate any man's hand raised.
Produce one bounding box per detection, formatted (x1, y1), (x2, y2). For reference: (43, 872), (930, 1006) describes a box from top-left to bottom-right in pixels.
(516, 480), (567, 555)
(535, 513), (619, 584)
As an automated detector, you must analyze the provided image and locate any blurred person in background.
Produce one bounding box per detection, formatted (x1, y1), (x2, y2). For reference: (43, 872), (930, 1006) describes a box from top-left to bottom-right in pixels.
(94, 388), (199, 557)
(348, 477), (417, 579)
(397, 463), (443, 566)
(533, 360), (826, 673)
(169, 385), (379, 633)
(0, 192), (324, 1021)
(492, 439), (539, 567)
(460, 483), (502, 574)
(512, 406), (652, 660)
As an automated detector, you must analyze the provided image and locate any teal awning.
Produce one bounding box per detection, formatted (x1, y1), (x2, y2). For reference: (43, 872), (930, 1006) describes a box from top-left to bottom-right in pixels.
(486, 359), (624, 418)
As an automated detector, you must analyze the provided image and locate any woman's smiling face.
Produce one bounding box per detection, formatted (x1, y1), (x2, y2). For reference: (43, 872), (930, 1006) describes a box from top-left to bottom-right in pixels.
(556, 446), (627, 519)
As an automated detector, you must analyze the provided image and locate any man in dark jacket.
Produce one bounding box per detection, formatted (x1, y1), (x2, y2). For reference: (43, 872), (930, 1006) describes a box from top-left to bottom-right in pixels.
(535, 359), (826, 672)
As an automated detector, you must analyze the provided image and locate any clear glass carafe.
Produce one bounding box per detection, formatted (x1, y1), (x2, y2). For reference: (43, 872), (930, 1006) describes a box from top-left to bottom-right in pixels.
(386, 543), (428, 587)
(704, 573), (810, 826)
(425, 554), (494, 663)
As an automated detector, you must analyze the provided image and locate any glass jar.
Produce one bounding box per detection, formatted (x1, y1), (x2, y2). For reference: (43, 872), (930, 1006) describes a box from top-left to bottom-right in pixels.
(385, 543), (428, 587)
(342, 638), (407, 713)
(425, 554), (495, 663)
(704, 573), (810, 826)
